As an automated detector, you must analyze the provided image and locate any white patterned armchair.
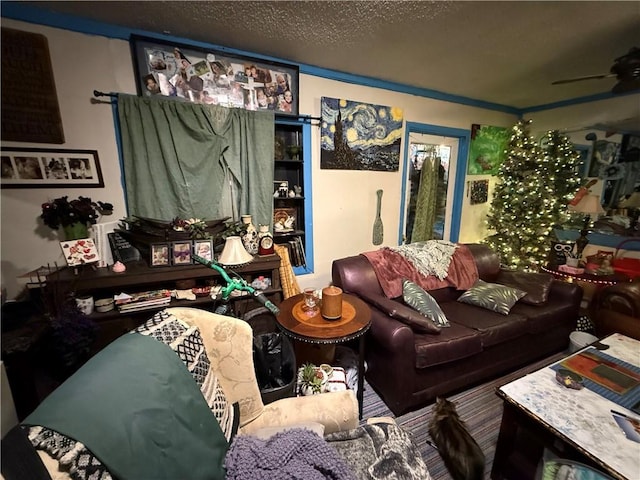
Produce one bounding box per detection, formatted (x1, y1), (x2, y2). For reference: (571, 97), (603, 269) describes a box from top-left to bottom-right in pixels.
(167, 307), (359, 435)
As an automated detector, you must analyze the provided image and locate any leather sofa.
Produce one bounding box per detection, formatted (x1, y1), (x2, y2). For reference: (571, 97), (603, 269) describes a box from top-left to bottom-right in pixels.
(332, 243), (583, 416)
(591, 278), (640, 340)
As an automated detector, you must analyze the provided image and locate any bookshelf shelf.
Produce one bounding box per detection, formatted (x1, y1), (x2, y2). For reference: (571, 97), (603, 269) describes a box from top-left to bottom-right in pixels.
(275, 122), (308, 270)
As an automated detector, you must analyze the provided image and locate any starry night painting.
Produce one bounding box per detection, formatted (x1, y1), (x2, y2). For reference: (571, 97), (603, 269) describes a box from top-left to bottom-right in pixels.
(320, 97), (403, 171)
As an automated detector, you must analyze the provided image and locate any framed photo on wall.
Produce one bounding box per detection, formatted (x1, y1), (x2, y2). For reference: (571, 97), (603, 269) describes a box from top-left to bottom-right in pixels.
(130, 35), (300, 117)
(150, 243), (170, 267)
(1, 147), (104, 188)
(172, 240), (192, 265)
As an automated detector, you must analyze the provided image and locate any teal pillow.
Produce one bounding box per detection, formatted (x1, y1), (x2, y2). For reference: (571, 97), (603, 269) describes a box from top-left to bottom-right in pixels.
(457, 279), (526, 315)
(402, 279), (450, 327)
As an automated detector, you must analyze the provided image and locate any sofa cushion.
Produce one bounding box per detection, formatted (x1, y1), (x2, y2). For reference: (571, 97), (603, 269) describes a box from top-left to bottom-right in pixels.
(509, 300), (576, 335)
(442, 301), (528, 347)
(358, 290), (441, 334)
(497, 270), (554, 305)
(457, 280), (526, 315)
(403, 279), (450, 327)
(414, 323), (482, 368)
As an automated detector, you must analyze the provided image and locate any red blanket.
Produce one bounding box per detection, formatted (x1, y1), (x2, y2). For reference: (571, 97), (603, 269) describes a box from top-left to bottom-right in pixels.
(362, 244), (478, 298)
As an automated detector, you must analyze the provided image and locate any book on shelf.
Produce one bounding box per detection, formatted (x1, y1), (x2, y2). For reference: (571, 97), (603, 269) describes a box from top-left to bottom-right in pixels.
(287, 236), (306, 267)
(118, 297), (171, 313)
(115, 289), (172, 306)
(294, 236), (307, 267)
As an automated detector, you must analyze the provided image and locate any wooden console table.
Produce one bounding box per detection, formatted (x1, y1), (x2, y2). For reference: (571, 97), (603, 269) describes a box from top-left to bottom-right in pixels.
(45, 254), (282, 351)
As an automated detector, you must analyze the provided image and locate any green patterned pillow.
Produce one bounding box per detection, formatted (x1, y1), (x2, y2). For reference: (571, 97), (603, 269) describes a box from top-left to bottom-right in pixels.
(457, 279), (526, 315)
(402, 279), (450, 327)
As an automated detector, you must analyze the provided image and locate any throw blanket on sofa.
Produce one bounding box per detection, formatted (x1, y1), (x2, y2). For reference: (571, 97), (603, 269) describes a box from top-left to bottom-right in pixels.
(23, 333), (227, 480)
(363, 242), (478, 298)
(224, 428), (356, 480)
(391, 240), (457, 280)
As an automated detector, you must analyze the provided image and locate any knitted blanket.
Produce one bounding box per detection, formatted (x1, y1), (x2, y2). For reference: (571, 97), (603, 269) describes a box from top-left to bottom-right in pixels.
(224, 428), (356, 480)
(363, 242), (478, 298)
(391, 240), (457, 280)
(325, 422), (432, 480)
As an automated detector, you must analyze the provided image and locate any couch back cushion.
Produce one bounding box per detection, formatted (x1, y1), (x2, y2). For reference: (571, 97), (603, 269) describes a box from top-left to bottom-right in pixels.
(465, 244), (501, 282)
(497, 270), (554, 305)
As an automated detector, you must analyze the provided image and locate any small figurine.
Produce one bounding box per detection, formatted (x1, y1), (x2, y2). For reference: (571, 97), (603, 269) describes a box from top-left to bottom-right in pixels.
(112, 261), (126, 273)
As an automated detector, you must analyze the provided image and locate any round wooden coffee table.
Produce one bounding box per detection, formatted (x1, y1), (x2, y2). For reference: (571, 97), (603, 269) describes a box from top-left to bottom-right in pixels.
(276, 292), (371, 417)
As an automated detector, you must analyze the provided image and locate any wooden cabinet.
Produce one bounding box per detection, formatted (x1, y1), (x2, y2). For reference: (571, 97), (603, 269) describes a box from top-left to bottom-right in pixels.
(274, 121), (309, 272)
(45, 255), (282, 351)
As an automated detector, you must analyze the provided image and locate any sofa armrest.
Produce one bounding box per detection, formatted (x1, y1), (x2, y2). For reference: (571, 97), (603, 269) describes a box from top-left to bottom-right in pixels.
(595, 280), (640, 318)
(547, 278), (584, 306)
(238, 390), (358, 435)
(332, 255), (385, 297)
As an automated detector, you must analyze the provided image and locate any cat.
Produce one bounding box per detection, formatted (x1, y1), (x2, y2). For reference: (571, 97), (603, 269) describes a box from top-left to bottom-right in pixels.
(428, 397), (485, 480)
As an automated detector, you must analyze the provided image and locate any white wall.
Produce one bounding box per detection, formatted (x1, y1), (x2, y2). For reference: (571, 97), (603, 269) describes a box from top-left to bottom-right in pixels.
(1, 19), (133, 298)
(2, 19), (637, 298)
(297, 75), (516, 289)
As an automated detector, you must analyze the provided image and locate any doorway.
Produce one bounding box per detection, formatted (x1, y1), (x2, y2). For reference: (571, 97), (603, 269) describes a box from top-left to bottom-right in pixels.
(399, 123), (469, 244)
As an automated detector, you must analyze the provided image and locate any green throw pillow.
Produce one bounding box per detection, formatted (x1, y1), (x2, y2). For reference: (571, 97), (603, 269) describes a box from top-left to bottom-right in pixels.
(402, 279), (450, 327)
(457, 279), (526, 315)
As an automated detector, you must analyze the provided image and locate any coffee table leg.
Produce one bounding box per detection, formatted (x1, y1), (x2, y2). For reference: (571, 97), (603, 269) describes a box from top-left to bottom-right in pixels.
(492, 402), (517, 480)
(357, 334), (365, 419)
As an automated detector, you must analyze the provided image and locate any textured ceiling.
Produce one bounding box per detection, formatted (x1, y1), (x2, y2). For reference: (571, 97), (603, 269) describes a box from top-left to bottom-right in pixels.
(22, 1), (640, 111)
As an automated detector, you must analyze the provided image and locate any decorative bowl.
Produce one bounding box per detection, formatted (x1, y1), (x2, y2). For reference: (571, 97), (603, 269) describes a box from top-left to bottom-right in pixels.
(95, 298), (115, 313)
(192, 286), (212, 297)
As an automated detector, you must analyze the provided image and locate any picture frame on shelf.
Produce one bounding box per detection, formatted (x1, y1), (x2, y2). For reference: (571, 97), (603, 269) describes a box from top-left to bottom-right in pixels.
(274, 207), (296, 233)
(193, 239), (213, 261)
(59, 238), (100, 267)
(172, 240), (192, 265)
(274, 180), (289, 198)
(1, 147), (104, 188)
(130, 35), (300, 116)
(150, 243), (170, 267)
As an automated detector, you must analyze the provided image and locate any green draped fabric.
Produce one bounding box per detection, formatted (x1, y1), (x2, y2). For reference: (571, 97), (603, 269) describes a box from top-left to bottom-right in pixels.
(411, 157), (438, 242)
(117, 94), (274, 226)
(24, 334), (227, 480)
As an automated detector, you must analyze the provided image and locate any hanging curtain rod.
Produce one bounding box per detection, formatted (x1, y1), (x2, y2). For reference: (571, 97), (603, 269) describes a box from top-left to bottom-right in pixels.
(92, 90), (321, 123)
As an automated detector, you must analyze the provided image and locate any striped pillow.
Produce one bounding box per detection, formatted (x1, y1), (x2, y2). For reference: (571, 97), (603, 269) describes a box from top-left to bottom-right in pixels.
(457, 280), (526, 315)
(402, 279), (450, 328)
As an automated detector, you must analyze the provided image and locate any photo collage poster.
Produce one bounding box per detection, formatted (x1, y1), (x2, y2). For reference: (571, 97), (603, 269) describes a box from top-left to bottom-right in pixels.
(134, 38), (298, 116)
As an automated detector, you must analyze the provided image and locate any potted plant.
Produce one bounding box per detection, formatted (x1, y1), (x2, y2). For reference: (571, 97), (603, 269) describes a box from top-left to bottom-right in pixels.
(46, 299), (98, 379)
(40, 196), (113, 240)
(298, 362), (328, 396)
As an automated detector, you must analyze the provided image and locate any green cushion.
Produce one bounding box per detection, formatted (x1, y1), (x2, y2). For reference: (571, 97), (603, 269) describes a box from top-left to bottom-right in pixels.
(402, 279), (450, 327)
(457, 279), (526, 315)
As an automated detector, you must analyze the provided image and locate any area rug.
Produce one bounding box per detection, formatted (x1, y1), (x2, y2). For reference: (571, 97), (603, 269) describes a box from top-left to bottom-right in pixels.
(360, 351), (567, 479)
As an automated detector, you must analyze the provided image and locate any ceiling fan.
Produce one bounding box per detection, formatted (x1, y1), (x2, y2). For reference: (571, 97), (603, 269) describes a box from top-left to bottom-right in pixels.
(552, 47), (640, 94)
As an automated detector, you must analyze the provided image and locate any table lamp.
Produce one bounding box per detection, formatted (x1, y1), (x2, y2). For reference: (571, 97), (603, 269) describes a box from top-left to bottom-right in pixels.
(568, 193), (605, 258)
(217, 236), (253, 266)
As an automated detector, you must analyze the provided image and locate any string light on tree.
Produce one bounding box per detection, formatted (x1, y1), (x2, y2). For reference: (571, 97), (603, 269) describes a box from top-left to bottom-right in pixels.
(485, 120), (581, 271)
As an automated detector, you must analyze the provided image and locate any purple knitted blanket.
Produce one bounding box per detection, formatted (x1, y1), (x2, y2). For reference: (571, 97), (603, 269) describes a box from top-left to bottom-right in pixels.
(224, 428), (356, 480)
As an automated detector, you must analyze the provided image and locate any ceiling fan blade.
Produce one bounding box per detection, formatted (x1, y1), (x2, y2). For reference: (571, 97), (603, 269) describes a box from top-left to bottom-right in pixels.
(551, 73), (616, 85)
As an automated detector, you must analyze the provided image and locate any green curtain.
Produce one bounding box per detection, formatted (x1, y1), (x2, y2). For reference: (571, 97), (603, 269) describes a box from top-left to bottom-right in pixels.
(117, 94), (274, 226)
(411, 156), (438, 242)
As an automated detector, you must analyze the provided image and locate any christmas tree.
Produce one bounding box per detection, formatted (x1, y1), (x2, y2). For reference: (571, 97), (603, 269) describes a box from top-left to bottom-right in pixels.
(485, 120), (581, 271)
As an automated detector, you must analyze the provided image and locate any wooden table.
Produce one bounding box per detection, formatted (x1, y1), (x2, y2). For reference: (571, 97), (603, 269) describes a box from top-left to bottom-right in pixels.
(276, 293), (371, 417)
(491, 334), (640, 480)
(542, 264), (630, 316)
